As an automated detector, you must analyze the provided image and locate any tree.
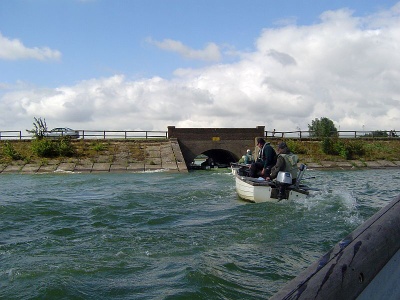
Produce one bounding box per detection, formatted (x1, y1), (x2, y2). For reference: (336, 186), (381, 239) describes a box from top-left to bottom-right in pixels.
(26, 117), (48, 139)
(308, 117), (338, 137)
(363, 130), (388, 137)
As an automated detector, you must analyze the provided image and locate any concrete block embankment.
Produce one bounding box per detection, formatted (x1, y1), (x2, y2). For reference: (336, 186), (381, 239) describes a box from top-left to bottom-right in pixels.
(0, 139), (188, 174)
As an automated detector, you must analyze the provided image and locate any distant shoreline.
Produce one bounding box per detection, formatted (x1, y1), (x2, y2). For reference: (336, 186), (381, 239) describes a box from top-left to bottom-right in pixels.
(1, 139), (400, 174)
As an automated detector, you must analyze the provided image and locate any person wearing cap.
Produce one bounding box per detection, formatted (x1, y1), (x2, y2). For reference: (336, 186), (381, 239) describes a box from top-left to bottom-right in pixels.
(249, 138), (277, 178)
(243, 149), (254, 164)
(267, 141), (299, 183)
(238, 149), (254, 164)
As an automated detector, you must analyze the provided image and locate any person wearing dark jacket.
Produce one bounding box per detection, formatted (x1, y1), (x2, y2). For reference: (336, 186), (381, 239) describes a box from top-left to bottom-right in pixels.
(267, 142), (299, 184)
(249, 138), (277, 178)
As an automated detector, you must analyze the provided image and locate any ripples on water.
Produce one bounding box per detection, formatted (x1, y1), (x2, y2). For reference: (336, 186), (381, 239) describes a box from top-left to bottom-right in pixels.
(1, 168), (399, 299)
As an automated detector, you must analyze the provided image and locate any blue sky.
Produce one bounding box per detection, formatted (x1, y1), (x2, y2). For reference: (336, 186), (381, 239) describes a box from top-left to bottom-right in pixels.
(1, 0), (400, 132)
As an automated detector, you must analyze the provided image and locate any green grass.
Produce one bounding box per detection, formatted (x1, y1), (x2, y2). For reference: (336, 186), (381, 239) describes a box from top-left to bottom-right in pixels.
(1, 138), (399, 165)
(275, 139), (400, 162)
(0, 139), (146, 164)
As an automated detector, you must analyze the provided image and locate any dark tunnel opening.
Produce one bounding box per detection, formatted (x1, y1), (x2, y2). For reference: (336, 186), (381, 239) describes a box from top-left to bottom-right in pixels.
(190, 149), (237, 169)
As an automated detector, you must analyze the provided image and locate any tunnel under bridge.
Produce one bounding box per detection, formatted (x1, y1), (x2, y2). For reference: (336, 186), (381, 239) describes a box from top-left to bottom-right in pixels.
(168, 126), (265, 168)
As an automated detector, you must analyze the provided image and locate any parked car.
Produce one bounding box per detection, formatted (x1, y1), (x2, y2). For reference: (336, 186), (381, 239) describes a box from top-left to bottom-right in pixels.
(45, 128), (80, 139)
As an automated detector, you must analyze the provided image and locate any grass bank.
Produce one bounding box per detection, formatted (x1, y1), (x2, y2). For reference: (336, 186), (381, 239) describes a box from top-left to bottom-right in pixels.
(280, 138), (400, 164)
(0, 139), (149, 165)
(1, 138), (399, 166)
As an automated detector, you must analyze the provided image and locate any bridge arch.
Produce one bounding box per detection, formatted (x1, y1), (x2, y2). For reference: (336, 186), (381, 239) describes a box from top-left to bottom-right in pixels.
(168, 126), (265, 168)
(202, 148), (237, 166)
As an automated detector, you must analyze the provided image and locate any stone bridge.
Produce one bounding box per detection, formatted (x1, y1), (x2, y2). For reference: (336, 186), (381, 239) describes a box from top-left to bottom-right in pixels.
(168, 126), (265, 167)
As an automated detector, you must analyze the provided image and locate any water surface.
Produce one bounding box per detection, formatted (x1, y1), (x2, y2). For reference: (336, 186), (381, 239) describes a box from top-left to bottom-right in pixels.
(1, 168), (400, 299)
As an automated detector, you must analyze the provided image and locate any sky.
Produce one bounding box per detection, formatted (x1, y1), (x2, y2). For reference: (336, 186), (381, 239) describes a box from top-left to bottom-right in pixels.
(1, 0), (400, 133)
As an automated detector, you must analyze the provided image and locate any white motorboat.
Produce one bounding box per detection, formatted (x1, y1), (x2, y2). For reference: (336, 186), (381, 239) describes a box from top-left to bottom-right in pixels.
(230, 163), (249, 176)
(231, 163), (311, 203)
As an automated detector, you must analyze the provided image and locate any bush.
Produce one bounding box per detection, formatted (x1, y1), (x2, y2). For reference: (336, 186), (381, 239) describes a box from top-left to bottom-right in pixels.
(91, 141), (106, 152)
(2, 141), (24, 160)
(363, 130), (388, 137)
(321, 137), (337, 155)
(31, 137), (76, 157)
(31, 139), (58, 157)
(333, 141), (349, 159)
(285, 140), (308, 154)
(58, 136), (75, 157)
(320, 138), (365, 159)
(345, 140), (365, 159)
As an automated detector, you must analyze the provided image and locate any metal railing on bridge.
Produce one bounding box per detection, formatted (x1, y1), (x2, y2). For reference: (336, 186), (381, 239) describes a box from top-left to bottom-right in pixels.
(0, 130), (168, 140)
(1, 129), (399, 140)
(79, 130), (168, 139)
(0, 131), (27, 140)
(265, 130), (399, 139)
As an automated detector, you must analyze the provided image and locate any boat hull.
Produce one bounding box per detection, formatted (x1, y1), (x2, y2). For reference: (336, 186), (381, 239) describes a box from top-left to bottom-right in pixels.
(231, 163), (248, 176)
(235, 175), (308, 203)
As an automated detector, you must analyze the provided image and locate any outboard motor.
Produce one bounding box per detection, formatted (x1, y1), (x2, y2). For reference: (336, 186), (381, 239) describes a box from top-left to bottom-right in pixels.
(276, 171), (293, 200)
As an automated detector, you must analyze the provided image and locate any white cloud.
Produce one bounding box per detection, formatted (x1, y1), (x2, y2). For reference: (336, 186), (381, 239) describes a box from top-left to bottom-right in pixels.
(148, 38), (221, 62)
(2, 4), (400, 133)
(0, 32), (61, 61)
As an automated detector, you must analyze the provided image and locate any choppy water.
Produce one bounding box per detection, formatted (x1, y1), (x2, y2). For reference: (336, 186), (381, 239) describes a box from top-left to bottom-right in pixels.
(1, 168), (400, 299)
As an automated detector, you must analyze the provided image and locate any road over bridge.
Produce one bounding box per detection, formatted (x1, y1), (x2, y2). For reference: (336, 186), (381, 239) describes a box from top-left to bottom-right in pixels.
(168, 126), (265, 168)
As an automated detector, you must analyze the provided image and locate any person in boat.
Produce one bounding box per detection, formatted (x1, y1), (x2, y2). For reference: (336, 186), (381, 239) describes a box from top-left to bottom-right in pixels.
(249, 138), (277, 178)
(266, 142), (299, 184)
(239, 149), (254, 164)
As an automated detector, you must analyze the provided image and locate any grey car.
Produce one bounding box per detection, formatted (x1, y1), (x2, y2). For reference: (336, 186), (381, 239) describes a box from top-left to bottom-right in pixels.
(45, 128), (80, 139)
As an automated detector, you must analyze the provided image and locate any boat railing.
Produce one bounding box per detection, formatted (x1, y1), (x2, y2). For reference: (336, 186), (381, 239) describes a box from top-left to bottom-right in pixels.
(295, 164), (307, 189)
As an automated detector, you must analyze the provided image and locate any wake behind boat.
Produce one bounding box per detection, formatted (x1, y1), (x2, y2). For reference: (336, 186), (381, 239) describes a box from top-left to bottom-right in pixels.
(231, 163), (312, 203)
